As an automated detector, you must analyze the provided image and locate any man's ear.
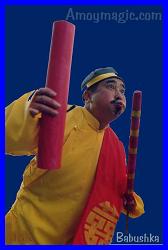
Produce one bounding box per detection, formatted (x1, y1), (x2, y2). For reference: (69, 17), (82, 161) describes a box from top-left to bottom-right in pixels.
(82, 90), (92, 103)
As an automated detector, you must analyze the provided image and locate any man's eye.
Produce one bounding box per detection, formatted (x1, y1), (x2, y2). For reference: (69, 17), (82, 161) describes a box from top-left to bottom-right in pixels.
(106, 84), (115, 89)
(120, 89), (125, 94)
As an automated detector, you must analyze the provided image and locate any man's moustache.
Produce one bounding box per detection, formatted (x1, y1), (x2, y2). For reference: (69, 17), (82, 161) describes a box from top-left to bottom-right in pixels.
(111, 99), (123, 105)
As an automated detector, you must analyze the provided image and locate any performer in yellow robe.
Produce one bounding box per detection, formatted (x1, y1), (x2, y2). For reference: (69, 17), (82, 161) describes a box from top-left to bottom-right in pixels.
(5, 67), (144, 245)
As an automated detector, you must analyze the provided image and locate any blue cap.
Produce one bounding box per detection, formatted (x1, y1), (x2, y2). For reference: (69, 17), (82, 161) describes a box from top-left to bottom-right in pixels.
(81, 67), (123, 90)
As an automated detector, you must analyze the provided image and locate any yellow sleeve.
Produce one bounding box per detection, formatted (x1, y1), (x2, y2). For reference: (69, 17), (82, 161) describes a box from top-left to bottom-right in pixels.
(5, 91), (40, 156)
(122, 192), (145, 218)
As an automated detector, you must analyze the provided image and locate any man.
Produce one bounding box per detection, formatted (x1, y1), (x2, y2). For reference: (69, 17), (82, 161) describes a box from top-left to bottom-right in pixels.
(5, 67), (144, 245)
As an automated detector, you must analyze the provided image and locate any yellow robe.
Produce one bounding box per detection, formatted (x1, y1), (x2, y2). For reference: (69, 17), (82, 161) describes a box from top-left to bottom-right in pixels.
(5, 92), (144, 245)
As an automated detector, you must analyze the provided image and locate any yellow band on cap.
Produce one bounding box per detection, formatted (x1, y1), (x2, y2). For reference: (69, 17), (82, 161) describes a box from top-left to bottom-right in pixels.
(87, 73), (118, 88)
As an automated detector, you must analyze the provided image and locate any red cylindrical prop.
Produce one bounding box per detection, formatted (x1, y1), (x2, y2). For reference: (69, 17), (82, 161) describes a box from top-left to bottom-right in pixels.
(37, 20), (75, 169)
(127, 91), (142, 193)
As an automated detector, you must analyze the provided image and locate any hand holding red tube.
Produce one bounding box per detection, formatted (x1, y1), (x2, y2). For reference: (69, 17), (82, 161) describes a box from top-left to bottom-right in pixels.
(29, 87), (61, 118)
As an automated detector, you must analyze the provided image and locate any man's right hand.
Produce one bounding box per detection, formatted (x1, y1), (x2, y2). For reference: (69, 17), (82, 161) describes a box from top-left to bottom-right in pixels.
(29, 87), (61, 117)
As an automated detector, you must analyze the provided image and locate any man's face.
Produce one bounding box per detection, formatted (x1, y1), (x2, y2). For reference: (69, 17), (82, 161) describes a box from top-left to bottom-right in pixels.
(87, 77), (126, 122)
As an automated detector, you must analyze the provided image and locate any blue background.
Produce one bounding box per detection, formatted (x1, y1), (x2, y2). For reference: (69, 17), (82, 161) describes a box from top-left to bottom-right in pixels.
(5, 5), (162, 244)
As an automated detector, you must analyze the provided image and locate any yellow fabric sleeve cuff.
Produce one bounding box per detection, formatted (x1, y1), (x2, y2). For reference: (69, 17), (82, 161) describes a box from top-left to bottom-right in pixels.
(122, 192), (145, 218)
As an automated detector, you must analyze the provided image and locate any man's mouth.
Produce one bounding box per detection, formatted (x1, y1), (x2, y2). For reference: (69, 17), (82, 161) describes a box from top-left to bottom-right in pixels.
(111, 100), (124, 107)
(110, 100), (124, 114)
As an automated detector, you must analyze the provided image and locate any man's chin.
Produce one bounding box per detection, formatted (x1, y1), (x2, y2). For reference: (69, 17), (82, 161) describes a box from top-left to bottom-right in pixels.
(115, 107), (124, 115)
(110, 107), (125, 120)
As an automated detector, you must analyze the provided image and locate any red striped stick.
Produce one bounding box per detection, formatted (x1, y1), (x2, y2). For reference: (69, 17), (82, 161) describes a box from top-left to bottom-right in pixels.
(37, 20), (75, 169)
(125, 90), (142, 232)
(127, 91), (142, 193)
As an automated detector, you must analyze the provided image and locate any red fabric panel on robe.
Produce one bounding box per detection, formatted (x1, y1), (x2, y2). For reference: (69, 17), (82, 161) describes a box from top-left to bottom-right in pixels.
(72, 127), (127, 245)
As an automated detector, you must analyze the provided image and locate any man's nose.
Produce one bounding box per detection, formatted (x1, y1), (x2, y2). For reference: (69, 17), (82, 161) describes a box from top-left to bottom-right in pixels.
(114, 88), (122, 99)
